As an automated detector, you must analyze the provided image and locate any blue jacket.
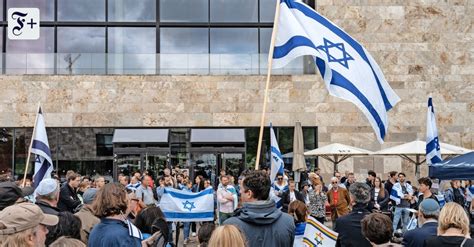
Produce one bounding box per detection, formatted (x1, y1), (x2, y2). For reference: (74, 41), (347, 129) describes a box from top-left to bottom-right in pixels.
(88, 218), (142, 247)
(402, 221), (438, 247)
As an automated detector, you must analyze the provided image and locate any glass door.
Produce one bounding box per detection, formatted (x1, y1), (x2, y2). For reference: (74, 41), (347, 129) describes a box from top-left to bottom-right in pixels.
(144, 153), (168, 178)
(222, 153), (244, 183)
(191, 153), (218, 188)
(115, 154), (142, 177)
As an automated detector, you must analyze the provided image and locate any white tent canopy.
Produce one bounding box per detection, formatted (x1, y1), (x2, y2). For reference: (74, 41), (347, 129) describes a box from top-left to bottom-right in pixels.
(304, 143), (373, 173)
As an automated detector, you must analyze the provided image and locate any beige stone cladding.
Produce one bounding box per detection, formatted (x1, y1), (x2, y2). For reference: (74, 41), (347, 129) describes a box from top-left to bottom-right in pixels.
(1, 0), (473, 183)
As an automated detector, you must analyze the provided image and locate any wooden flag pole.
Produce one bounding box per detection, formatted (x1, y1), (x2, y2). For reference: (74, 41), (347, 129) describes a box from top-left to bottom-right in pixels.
(255, 0), (281, 170)
(22, 102), (41, 187)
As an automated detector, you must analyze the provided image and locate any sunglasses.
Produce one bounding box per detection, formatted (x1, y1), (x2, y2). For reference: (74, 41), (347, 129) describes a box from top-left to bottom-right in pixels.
(277, 178), (283, 180)
(331, 182), (338, 184)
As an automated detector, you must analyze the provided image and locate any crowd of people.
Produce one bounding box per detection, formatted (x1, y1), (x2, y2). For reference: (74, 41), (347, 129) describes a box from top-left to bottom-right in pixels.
(1, 167), (474, 247)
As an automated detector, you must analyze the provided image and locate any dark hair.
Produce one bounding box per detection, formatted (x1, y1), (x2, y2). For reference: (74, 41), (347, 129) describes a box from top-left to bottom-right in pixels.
(198, 223), (216, 246)
(398, 172), (406, 177)
(242, 170), (271, 200)
(82, 176), (91, 181)
(368, 170), (376, 177)
(418, 177), (432, 189)
(389, 171), (397, 177)
(92, 183), (128, 217)
(348, 172), (354, 176)
(45, 211), (82, 246)
(195, 175), (205, 191)
(67, 172), (80, 182)
(361, 213), (393, 245)
(288, 200), (307, 223)
(135, 207), (166, 234)
(276, 173), (283, 178)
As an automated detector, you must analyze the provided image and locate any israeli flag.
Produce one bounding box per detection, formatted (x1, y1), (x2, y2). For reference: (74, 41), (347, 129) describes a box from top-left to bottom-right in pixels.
(160, 187), (214, 222)
(273, 0), (400, 143)
(31, 107), (53, 188)
(270, 124), (284, 183)
(426, 97), (442, 164)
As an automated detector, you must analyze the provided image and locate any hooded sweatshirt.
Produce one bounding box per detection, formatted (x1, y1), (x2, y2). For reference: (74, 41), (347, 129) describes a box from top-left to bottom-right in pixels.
(224, 200), (295, 247)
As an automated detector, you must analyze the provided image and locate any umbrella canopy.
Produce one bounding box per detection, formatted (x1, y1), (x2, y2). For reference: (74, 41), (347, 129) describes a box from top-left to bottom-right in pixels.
(429, 152), (474, 180)
(304, 143), (373, 173)
(374, 140), (471, 179)
(293, 122), (306, 172)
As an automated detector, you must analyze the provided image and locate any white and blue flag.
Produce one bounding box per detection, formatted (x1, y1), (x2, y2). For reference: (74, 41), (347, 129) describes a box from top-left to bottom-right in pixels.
(273, 0), (400, 143)
(270, 124), (284, 183)
(426, 97), (442, 164)
(160, 187), (214, 222)
(31, 107), (53, 188)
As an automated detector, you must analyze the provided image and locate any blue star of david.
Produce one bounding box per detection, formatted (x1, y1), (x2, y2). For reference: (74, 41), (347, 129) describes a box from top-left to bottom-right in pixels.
(182, 200), (196, 212)
(317, 38), (354, 69)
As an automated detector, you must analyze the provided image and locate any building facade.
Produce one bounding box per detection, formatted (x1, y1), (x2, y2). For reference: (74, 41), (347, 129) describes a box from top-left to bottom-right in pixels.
(0, 0), (472, 184)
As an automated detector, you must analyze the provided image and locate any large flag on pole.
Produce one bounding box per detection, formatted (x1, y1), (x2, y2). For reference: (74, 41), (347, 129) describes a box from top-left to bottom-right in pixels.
(272, 0), (400, 143)
(160, 187), (214, 222)
(32, 107), (53, 188)
(302, 215), (338, 247)
(270, 124), (284, 183)
(426, 97), (442, 164)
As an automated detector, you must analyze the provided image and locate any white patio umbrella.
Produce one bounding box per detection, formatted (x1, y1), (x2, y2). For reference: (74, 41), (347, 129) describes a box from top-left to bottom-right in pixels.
(304, 143), (373, 173)
(373, 140), (471, 179)
(293, 122), (306, 187)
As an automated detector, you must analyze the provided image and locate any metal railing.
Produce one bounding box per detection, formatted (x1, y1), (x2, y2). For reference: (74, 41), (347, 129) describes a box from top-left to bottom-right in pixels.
(2, 53), (307, 75)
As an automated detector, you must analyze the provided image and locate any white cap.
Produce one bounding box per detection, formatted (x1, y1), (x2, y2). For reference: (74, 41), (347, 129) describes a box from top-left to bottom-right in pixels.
(34, 178), (59, 197)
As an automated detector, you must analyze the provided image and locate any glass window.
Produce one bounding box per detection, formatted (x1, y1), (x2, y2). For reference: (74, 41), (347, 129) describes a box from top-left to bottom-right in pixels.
(160, 0), (208, 22)
(160, 28), (209, 74)
(7, 0), (54, 21)
(6, 27), (54, 74)
(260, 28), (272, 53)
(210, 0), (258, 22)
(210, 28), (258, 54)
(96, 134), (113, 156)
(58, 0), (105, 21)
(260, 0), (276, 22)
(108, 27), (156, 74)
(108, 0), (155, 22)
(0, 128), (13, 176)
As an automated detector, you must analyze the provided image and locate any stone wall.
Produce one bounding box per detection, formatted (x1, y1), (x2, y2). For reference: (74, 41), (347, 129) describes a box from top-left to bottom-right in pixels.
(0, 0), (472, 183)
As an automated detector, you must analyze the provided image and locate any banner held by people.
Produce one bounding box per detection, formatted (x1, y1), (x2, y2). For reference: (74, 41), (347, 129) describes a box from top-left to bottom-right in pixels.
(426, 97), (442, 165)
(29, 106), (53, 188)
(272, 0), (400, 143)
(302, 215), (338, 247)
(160, 187), (214, 222)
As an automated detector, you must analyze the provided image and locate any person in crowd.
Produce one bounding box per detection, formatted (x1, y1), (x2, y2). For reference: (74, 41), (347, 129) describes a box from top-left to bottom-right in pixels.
(402, 198), (439, 247)
(35, 178), (61, 216)
(0, 203), (59, 247)
(391, 172), (413, 233)
(308, 173), (328, 223)
(89, 183), (142, 246)
(134, 207), (169, 243)
(333, 172), (347, 189)
(272, 173), (289, 197)
(208, 225), (247, 247)
(334, 182), (372, 247)
(50, 236), (86, 247)
(281, 180), (305, 213)
(133, 171), (142, 181)
(370, 177), (389, 212)
(327, 177), (351, 226)
(288, 200), (308, 247)
(82, 176), (92, 188)
(340, 171), (349, 185)
(95, 176), (106, 189)
(198, 223), (216, 247)
(416, 177), (438, 209)
(385, 171), (397, 196)
(204, 179), (212, 190)
(235, 176), (243, 197)
(58, 172), (82, 213)
(366, 170), (376, 188)
(444, 180), (466, 207)
(465, 180), (474, 210)
(176, 173), (185, 190)
(135, 175), (156, 207)
(224, 170), (295, 247)
(181, 180), (195, 244)
(127, 176), (141, 192)
(74, 188), (100, 245)
(344, 172), (356, 188)
(315, 167), (324, 185)
(361, 213), (401, 247)
(300, 181), (310, 205)
(119, 175), (130, 187)
(155, 176), (166, 205)
(0, 180), (32, 210)
(194, 175), (205, 193)
(45, 211), (82, 246)
(425, 202), (474, 247)
(217, 175), (236, 224)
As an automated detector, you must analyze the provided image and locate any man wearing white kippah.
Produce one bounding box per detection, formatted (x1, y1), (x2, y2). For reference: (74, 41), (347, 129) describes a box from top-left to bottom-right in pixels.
(34, 178), (61, 216)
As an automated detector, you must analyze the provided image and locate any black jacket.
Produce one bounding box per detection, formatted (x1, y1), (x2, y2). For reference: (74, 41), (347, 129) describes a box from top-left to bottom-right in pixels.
(402, 221), (437, 247)
(335, 204), (371, 247)
(281, 190), (305, 213)
(36, 200), (61, 216)
(57, 183), (81, 213)
(368, 188), (389, 211)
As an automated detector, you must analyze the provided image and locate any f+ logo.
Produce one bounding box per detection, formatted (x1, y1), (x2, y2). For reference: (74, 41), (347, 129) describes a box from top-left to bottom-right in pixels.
(8, 8), (40, 40)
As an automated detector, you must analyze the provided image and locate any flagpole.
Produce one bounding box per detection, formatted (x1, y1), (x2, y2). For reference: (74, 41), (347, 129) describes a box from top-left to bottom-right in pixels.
(255, 0), (281, 170)
(22, 102), (41, 187)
